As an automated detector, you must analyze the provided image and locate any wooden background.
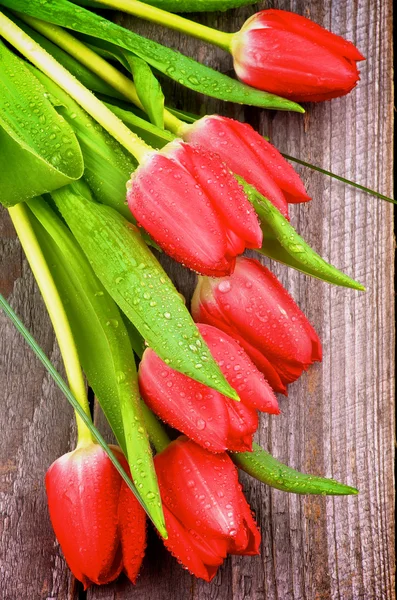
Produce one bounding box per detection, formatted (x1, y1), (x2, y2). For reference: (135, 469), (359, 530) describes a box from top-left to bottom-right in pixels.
(0, 1), (394, 599)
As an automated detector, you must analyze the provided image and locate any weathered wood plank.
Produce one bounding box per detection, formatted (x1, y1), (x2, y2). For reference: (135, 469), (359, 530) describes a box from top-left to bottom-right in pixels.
(0, 0), (394, 599)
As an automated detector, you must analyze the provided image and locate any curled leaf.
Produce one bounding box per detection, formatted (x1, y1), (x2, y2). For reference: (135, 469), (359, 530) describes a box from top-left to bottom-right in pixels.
(233, 443), (359, 495)
(238, 177), (365, 291)
(0, 40), (83, 207)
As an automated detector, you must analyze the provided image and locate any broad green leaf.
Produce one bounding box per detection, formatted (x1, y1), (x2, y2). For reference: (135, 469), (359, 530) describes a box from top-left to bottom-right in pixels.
(238, 178), (365, 291)
(76, 0), (257, 13)
(29, 65), (136, 220)
(0, 292), (167, 534)
(5, 0), (303, 112)
(51, 181), (239, 400)
(124, 55), (164, 129)
(233, 443), (359, 495)
(28, 197), (166, 535)
(0, 40), (83, 207)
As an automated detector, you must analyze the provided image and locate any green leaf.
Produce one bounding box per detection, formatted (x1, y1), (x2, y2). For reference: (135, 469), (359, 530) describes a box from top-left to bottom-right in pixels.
(0, 39), (83, 207)
(5, 0), (303, 112)
(0, 292), (160, 526)
(76, 0), (258, 13)
(28, 197), (166, 536)
(51, 181), (239, 400)
(123, 55), (165, 129)
(237, 177), (365, 291)
(233, 443), (359, 495)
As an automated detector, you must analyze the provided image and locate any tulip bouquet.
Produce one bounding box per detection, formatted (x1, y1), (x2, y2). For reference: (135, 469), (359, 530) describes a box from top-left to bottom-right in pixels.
(0, 0), (390, 591)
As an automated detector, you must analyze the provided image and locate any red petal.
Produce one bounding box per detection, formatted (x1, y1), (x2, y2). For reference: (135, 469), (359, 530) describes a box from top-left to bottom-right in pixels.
(45, 444), (123, 587)
(235, 29), (360, 101)
(185, 116), (309, 208)
(207, 258), (322, 384)
(184, 116), (290, 216)
(155, 438), (242, 539)
(224, 399), (257, 452)
(118, 480), (147, 583)
(161, 506), (223, 581)
(197, 323), (280, 413)
(233, 10), (362, 102)
(175, 142), (263, 250)
(139, 349), (231, 453)
(128, 147), (233, 276)
(191, 285), (287, 394)
(228, 492), (261, 556)
(254, 10), (364, 62)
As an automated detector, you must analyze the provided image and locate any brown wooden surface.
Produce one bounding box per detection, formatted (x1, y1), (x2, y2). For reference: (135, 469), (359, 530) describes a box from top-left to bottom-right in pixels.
(0, 1), (394, 599)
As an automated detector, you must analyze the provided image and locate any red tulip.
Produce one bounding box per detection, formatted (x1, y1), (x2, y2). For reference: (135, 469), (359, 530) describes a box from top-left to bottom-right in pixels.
(45, 442), (146, 589)
(231, 9), (364, 102)
(127, 140), (262, 276)
(155, 437), (260, 581)
(139, 323), (279, 453)
(182, 115), (310, 218)
(191, 257), (322, 394)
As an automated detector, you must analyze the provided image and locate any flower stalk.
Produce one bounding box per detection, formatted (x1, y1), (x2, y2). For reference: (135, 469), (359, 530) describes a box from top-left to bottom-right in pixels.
(90, 0), (233, 51)
(19, 14), (183, 135)
(8, 203), (92, 445)
(140, 401), (171, 454)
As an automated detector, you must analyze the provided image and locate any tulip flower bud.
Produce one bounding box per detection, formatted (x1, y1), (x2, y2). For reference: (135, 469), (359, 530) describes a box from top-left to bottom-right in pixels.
(182, 115), (310, 218)
(231, 9), (364, 102)
(191, 257), (322, 394)
(127, 140), (262, 276)
(155, 437), (261, 581)
(139, 323), (279, 453)
(45, 443), (146, 589)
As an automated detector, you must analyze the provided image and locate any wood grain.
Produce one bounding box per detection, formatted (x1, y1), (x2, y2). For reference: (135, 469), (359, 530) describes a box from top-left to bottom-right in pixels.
(0, 1), (394, 599)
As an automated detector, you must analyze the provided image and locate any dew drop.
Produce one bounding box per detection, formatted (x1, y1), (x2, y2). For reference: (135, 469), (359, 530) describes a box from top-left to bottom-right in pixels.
(218, 281), (231, 293)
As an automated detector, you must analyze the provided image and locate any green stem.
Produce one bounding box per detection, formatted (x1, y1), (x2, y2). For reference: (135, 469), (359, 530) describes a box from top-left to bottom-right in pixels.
(8, 204), (92, 445)
(140, 402), (170, 453)
(92, 0), (233, 51)
(283, 153), (396, 205)
(0, 10), (150, 162)
(21, 14), (183, 135)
